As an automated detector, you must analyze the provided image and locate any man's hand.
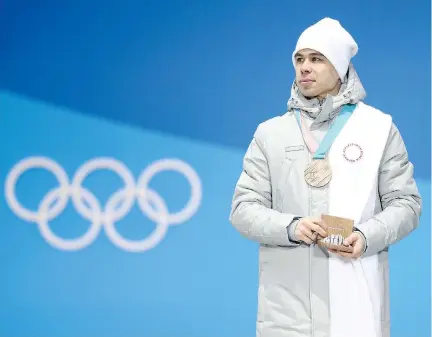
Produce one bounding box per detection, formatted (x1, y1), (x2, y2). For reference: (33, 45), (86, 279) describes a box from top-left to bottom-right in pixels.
(295, 216), (328, 244)
(328, 232), (366, 258)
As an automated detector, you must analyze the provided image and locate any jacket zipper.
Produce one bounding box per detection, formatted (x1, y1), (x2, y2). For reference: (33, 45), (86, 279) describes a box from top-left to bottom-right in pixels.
(308, 152), (314, 336)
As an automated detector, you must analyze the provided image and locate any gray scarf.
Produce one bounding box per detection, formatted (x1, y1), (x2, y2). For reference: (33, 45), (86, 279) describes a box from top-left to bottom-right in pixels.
(286, 63), (367, 124)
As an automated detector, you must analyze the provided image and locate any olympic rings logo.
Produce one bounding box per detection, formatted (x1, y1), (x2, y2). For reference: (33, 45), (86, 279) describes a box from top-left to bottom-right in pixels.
(4, 156), (202, 252)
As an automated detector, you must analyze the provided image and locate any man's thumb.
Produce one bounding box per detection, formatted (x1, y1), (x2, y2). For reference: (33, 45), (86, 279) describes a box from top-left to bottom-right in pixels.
(343, 233), (358, 246)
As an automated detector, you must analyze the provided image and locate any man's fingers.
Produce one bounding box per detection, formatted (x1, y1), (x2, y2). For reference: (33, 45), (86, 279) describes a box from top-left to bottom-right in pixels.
(296, 221), (321, 244)
(303, 238), (313, 245)
(299, 227), (317, 244)
(311, 223), (327, 237)
(328, 242), (362, 259)
(302, 219), (327, 237)
(351, 240), (364, 258)
(328, 248), (353, 258)
(299, 234), (313, 244)
(343, 232), (360, 246)
(296, 217), (332, 245)
(337, 251), (353, 258)
(309, 217), (328, 231)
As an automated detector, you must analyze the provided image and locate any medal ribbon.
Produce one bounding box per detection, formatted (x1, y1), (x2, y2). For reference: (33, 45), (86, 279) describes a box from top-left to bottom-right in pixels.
(298, 114), (319, 154)
(295, 104), (357, 159)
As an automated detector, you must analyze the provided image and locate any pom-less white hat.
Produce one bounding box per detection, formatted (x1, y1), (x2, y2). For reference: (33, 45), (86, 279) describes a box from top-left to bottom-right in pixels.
(292, 18), (358, 79)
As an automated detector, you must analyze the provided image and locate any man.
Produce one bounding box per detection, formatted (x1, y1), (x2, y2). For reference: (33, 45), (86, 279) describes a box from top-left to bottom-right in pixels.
(229, 17), (421, 337)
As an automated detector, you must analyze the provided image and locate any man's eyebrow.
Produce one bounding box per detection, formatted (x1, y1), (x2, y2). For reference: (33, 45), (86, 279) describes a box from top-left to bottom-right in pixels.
(294, 52), (325, 58)
(310, 52), (324, 57)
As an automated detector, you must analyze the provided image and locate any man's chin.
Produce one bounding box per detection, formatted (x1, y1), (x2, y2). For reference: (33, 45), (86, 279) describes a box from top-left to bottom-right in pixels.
(299, 88), (318, 99)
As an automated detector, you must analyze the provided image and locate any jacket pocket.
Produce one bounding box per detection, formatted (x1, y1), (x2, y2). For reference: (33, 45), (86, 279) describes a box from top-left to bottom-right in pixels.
(281, 145), (303, 176)
(285, 145), (305, 161)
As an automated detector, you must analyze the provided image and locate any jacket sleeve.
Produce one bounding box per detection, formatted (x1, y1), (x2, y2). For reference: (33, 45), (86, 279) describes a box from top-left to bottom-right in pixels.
(229, 125), (301, 246)
(357, 123), (422, 256)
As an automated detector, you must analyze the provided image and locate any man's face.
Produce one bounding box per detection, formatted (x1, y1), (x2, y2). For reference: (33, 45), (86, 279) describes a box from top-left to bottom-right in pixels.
(294, 49), (340, 99)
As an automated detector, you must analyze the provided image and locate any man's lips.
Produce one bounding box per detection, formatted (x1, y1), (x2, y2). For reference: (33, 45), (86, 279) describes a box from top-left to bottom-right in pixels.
(299, 79), (314, 83)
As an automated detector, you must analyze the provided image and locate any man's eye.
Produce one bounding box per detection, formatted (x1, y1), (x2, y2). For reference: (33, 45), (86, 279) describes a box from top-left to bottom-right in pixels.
(312, 57), (321, 62)
(296, 57), (304, 63)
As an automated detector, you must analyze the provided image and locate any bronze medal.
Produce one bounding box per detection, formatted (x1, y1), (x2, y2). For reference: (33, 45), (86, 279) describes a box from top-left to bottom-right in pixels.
(304, 158), (332, 188)
(295, 104), (357, 188)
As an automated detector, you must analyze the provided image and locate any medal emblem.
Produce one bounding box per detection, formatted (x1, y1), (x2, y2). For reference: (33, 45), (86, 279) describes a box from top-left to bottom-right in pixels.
(343, 143), (363, 163)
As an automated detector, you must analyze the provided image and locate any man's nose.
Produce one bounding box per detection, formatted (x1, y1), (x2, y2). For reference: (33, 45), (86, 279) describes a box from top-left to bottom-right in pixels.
(300, 60), (312, 73)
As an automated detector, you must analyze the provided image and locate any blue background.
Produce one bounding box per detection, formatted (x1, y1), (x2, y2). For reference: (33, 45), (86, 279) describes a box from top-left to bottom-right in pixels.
(0, 1), (430, 337)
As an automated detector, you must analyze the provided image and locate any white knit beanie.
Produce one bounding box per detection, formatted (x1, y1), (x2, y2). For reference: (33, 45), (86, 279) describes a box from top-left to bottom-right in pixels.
(292, 18), (358, 79)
